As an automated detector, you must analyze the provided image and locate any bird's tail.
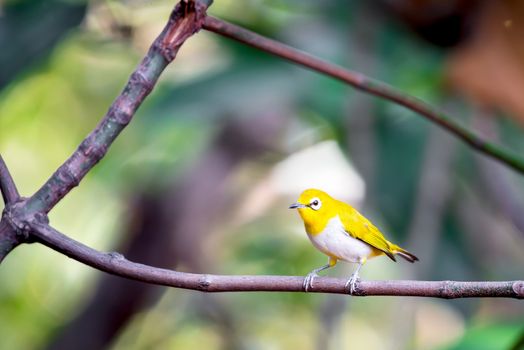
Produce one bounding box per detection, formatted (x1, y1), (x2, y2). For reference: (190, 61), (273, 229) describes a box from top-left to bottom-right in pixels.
(391, 245), (419, 263)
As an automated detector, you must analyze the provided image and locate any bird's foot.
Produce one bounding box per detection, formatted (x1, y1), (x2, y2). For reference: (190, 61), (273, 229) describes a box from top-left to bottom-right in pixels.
(303, 272), (318, 292)
(345, 273), (360, 295)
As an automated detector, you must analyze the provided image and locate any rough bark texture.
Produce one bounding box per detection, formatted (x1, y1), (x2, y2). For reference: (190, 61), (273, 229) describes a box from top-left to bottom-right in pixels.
(0, 220), (19, 263)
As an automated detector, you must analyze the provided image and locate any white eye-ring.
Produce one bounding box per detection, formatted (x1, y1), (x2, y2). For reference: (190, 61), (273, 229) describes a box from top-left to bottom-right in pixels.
(309, 197), (322, 210)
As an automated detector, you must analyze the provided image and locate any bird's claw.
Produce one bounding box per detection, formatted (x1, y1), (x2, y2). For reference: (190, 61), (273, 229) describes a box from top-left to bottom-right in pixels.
(345, 273), (360, 295)
(303, 272), (318, 292)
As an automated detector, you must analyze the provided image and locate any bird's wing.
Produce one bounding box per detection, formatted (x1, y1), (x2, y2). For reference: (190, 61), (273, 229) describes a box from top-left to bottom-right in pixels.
(339, 204), (396, 261)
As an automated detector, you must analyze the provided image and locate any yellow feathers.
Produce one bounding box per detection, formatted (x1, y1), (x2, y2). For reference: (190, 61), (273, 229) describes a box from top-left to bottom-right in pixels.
(292, 189), (339, 235)
(289, 188), (418, 293)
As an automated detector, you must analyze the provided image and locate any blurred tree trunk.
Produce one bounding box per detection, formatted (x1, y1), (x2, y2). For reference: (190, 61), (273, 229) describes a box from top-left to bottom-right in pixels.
(391, 123), (457, 350)
(474, 110), (524, 238)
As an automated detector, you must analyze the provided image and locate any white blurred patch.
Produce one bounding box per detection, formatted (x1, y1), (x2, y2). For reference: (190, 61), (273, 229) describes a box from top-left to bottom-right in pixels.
(232, 140), (365, 226)
(415, 301), (465, 349)
(271, 140), (365, 204)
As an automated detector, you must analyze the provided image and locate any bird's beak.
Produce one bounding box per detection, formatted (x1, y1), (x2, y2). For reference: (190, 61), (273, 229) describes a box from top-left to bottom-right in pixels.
(289, 202), (307, 209)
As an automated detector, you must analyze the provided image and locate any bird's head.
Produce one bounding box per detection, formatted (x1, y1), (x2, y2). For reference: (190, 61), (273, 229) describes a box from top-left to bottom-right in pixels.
(289, 189), (338, 232)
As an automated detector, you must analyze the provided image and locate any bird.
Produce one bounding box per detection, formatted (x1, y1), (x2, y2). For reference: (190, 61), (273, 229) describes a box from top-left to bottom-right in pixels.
(289, 188), (418, 294)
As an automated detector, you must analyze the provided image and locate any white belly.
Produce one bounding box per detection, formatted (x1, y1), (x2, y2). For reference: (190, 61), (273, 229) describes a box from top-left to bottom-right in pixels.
(307, 215), (373, 263)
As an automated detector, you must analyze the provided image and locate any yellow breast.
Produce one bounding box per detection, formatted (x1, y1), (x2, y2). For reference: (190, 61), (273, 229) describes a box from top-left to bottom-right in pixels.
(301, 209), (337, 235)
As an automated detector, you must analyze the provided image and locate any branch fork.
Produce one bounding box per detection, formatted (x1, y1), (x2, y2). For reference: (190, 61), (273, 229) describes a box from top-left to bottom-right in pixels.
(3, 199), (49, 244)
(160, 0), (208, 61)
(1, 0), (523, 300)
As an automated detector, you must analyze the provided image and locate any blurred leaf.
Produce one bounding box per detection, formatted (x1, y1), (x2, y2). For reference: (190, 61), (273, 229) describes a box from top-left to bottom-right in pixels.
(447, 322), (524, 350)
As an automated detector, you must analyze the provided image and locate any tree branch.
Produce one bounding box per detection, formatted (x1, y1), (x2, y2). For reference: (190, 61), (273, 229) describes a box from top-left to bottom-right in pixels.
(0, 155), (20, 204)
(202, 16), (524, 175)
(0, 220), (19, 263)
(29, 221), (524, 299)
(0, 155), (22, 262)
(1, 1), (523, 301)
(24, 0), (212, 215)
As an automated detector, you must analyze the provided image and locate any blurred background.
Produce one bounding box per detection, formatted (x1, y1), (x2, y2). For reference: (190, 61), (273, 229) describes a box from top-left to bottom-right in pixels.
(1, 0), (524, 349)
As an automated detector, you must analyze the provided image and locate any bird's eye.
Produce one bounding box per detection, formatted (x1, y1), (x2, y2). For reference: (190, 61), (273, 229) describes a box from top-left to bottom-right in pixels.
(309, 197), (322, 210)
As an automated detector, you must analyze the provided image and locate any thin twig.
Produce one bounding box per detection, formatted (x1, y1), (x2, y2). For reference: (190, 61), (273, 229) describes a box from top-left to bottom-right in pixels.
(24, 0), (212, 215)
(1, 2), (523, 301)
(29, 222), (524, 299)
(202, 16), (524, 175)
(0, 155), (20, 204)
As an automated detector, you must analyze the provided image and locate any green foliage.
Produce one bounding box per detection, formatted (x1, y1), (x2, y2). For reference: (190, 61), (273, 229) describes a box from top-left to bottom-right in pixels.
(1, 0), (524, 349)
(447, 322), (524, 350)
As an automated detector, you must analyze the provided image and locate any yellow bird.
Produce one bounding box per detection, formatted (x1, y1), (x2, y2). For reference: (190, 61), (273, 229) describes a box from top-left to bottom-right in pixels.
(289, 189), (418, 293)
